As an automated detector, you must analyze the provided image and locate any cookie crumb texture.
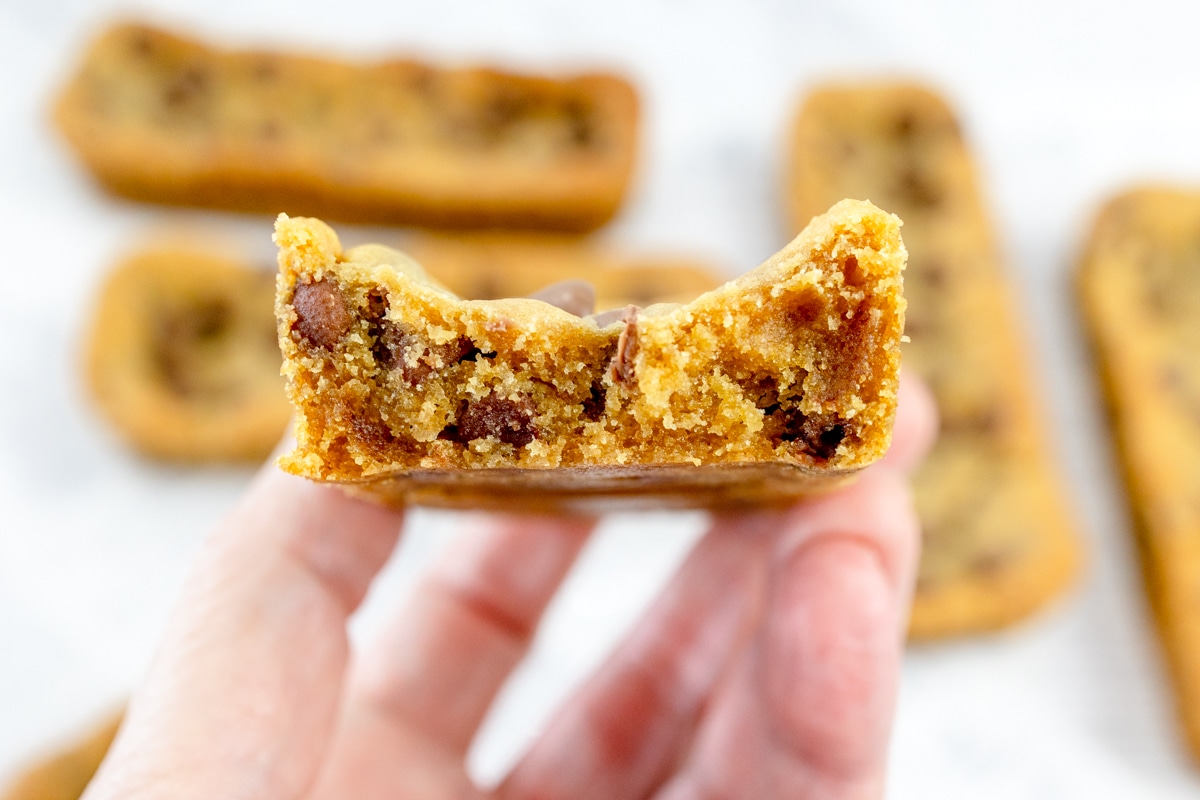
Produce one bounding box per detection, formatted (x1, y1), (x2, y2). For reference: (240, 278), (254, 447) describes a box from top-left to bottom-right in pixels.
(1078, 187), (1200, 760)
(53, 22), (638, 231)
(789, 83), (1081, 639)
(275, 199), (905, 511)
(85, 248), (288, 462)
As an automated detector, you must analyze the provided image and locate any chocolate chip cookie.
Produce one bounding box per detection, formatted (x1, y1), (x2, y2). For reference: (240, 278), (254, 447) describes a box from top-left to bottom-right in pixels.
(54, 22), (639, 231)
(274, 199), (906, 511)
(1078, 186), (1200, 759)
(84, 247), (289, 461)
(787, 83), (1082, 639)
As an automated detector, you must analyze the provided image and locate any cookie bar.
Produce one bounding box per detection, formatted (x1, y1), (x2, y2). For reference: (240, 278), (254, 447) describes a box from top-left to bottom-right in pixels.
(787, 83), (1081, 639)
(274, 199), (906, 512)
(1078, 188), (1200, 759)
(84, 246), (289, 462)
(404, 232), (723, 310)
(54, 22), (638, 231)
(1, 712), (120, 800)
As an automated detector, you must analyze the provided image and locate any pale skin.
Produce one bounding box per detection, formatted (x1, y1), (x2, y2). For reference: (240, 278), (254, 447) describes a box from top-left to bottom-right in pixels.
(83, 375), (936, 800)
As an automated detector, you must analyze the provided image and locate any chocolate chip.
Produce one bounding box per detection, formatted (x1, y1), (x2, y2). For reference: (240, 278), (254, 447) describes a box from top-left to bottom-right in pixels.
(351, 412), (397, 455)
(893, 110), (917, 140)
(609, 305), (640, 385)
(251, 57), (279, 81)
(897, 165), (942, 208)
(152, 299), (234, 398)
(292, 279), (351, 349)
(969, 547), (1013, 577)
(163, 65), (209, 109)
(455, 395), (538, 447)
(742, 375), (781, 410)
(582, 379), (607, 421)
(528, 279), (596, 317)
(771, 408), (848, 460)
(563, 98), (596, 147)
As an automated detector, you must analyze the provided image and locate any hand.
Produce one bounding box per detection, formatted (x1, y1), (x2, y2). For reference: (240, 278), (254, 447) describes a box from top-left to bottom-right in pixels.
(83, 374), (936, 800)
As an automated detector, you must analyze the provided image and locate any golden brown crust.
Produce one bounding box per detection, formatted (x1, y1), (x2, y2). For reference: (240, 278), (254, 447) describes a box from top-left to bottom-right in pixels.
(83, 246), (289, 462)
(1077, 186), (1200, 760)
(401, 232), (723, 311)
(787, 82), (1081, 639)
(1, 712), (120, 800)
(274, 199), (906, 512)
(53, 22), (639, 232)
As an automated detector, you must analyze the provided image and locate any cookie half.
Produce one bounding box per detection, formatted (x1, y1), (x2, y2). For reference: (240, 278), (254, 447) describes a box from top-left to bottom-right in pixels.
(274, 199), (906, 511)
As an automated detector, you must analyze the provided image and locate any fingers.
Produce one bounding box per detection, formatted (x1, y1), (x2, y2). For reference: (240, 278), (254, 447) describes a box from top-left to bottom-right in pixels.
(85, 467), (405, 800)
(308, 515), (594, 799)
(763, 469), (920, 771)
(499, 514), (773, 800)
(654, 468), (920, 800)
(882, 370), (939, 473)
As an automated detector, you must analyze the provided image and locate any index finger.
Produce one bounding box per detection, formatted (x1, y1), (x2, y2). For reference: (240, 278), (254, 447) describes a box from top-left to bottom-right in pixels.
(85, 466), (405, 800)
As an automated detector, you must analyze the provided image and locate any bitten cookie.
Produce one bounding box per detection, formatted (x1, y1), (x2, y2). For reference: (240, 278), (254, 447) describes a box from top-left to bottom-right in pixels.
(84, 246), (289, 461)
(0, 712), (120, 800)
(54, 22), (639, 232)
(274, 199), (906, 512)
(404, 232), (723, 310)
(1078, 187), (1200, 760)
(787, 83), (1081, 639)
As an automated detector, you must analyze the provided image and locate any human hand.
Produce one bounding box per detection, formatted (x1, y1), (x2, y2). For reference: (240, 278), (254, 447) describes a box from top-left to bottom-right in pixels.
(83, 374), (935, 800)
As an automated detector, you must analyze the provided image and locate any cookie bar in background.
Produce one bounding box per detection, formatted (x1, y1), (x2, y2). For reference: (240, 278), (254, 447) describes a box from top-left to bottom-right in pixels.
(274, 199), (906, 512)
(84, 247), (289, 462)
(53, 22), (639, 232)
(1078, 188), (1200, 759)
(787, 83), (1081, 639)
(405, 232), (723, 310)
(0, 712), (120, 800)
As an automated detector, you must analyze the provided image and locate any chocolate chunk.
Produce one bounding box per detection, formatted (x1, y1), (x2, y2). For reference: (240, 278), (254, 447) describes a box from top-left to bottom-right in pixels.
(563, 98), (596, 147)
(153, 299), (234, 398)
(893, 110), (917, 140)
(608, 305), (640, 385)
(456, 395), (538, 447)
(163, 65), (209, 109)
(772, 408), (848, 460)
(582, 379), (607, 421)
(292, 279), (351, 349)
(897, 165), (942, 208)
(351, 411), (397, 455)
(588, 307), (628, 327)
(529, 279), (596, 317)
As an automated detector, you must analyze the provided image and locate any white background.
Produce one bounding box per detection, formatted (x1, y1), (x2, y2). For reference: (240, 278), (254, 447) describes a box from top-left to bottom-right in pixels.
(3, 0), (1200, 795)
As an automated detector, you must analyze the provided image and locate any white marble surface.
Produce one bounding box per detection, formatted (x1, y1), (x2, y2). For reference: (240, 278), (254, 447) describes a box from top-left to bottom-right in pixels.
(3, 0), (1200, 795)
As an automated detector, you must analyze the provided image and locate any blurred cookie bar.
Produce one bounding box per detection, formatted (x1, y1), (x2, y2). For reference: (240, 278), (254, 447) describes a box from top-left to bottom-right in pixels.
(54, 22), (639, 231)
(404, 232), (722, 310)
(1, 712), (119, 800)
(787, 83), (1081, 639)
(273, 200), (906, 511)
(1078, 187), (1200, 759)
(84, 246), (289, 461)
